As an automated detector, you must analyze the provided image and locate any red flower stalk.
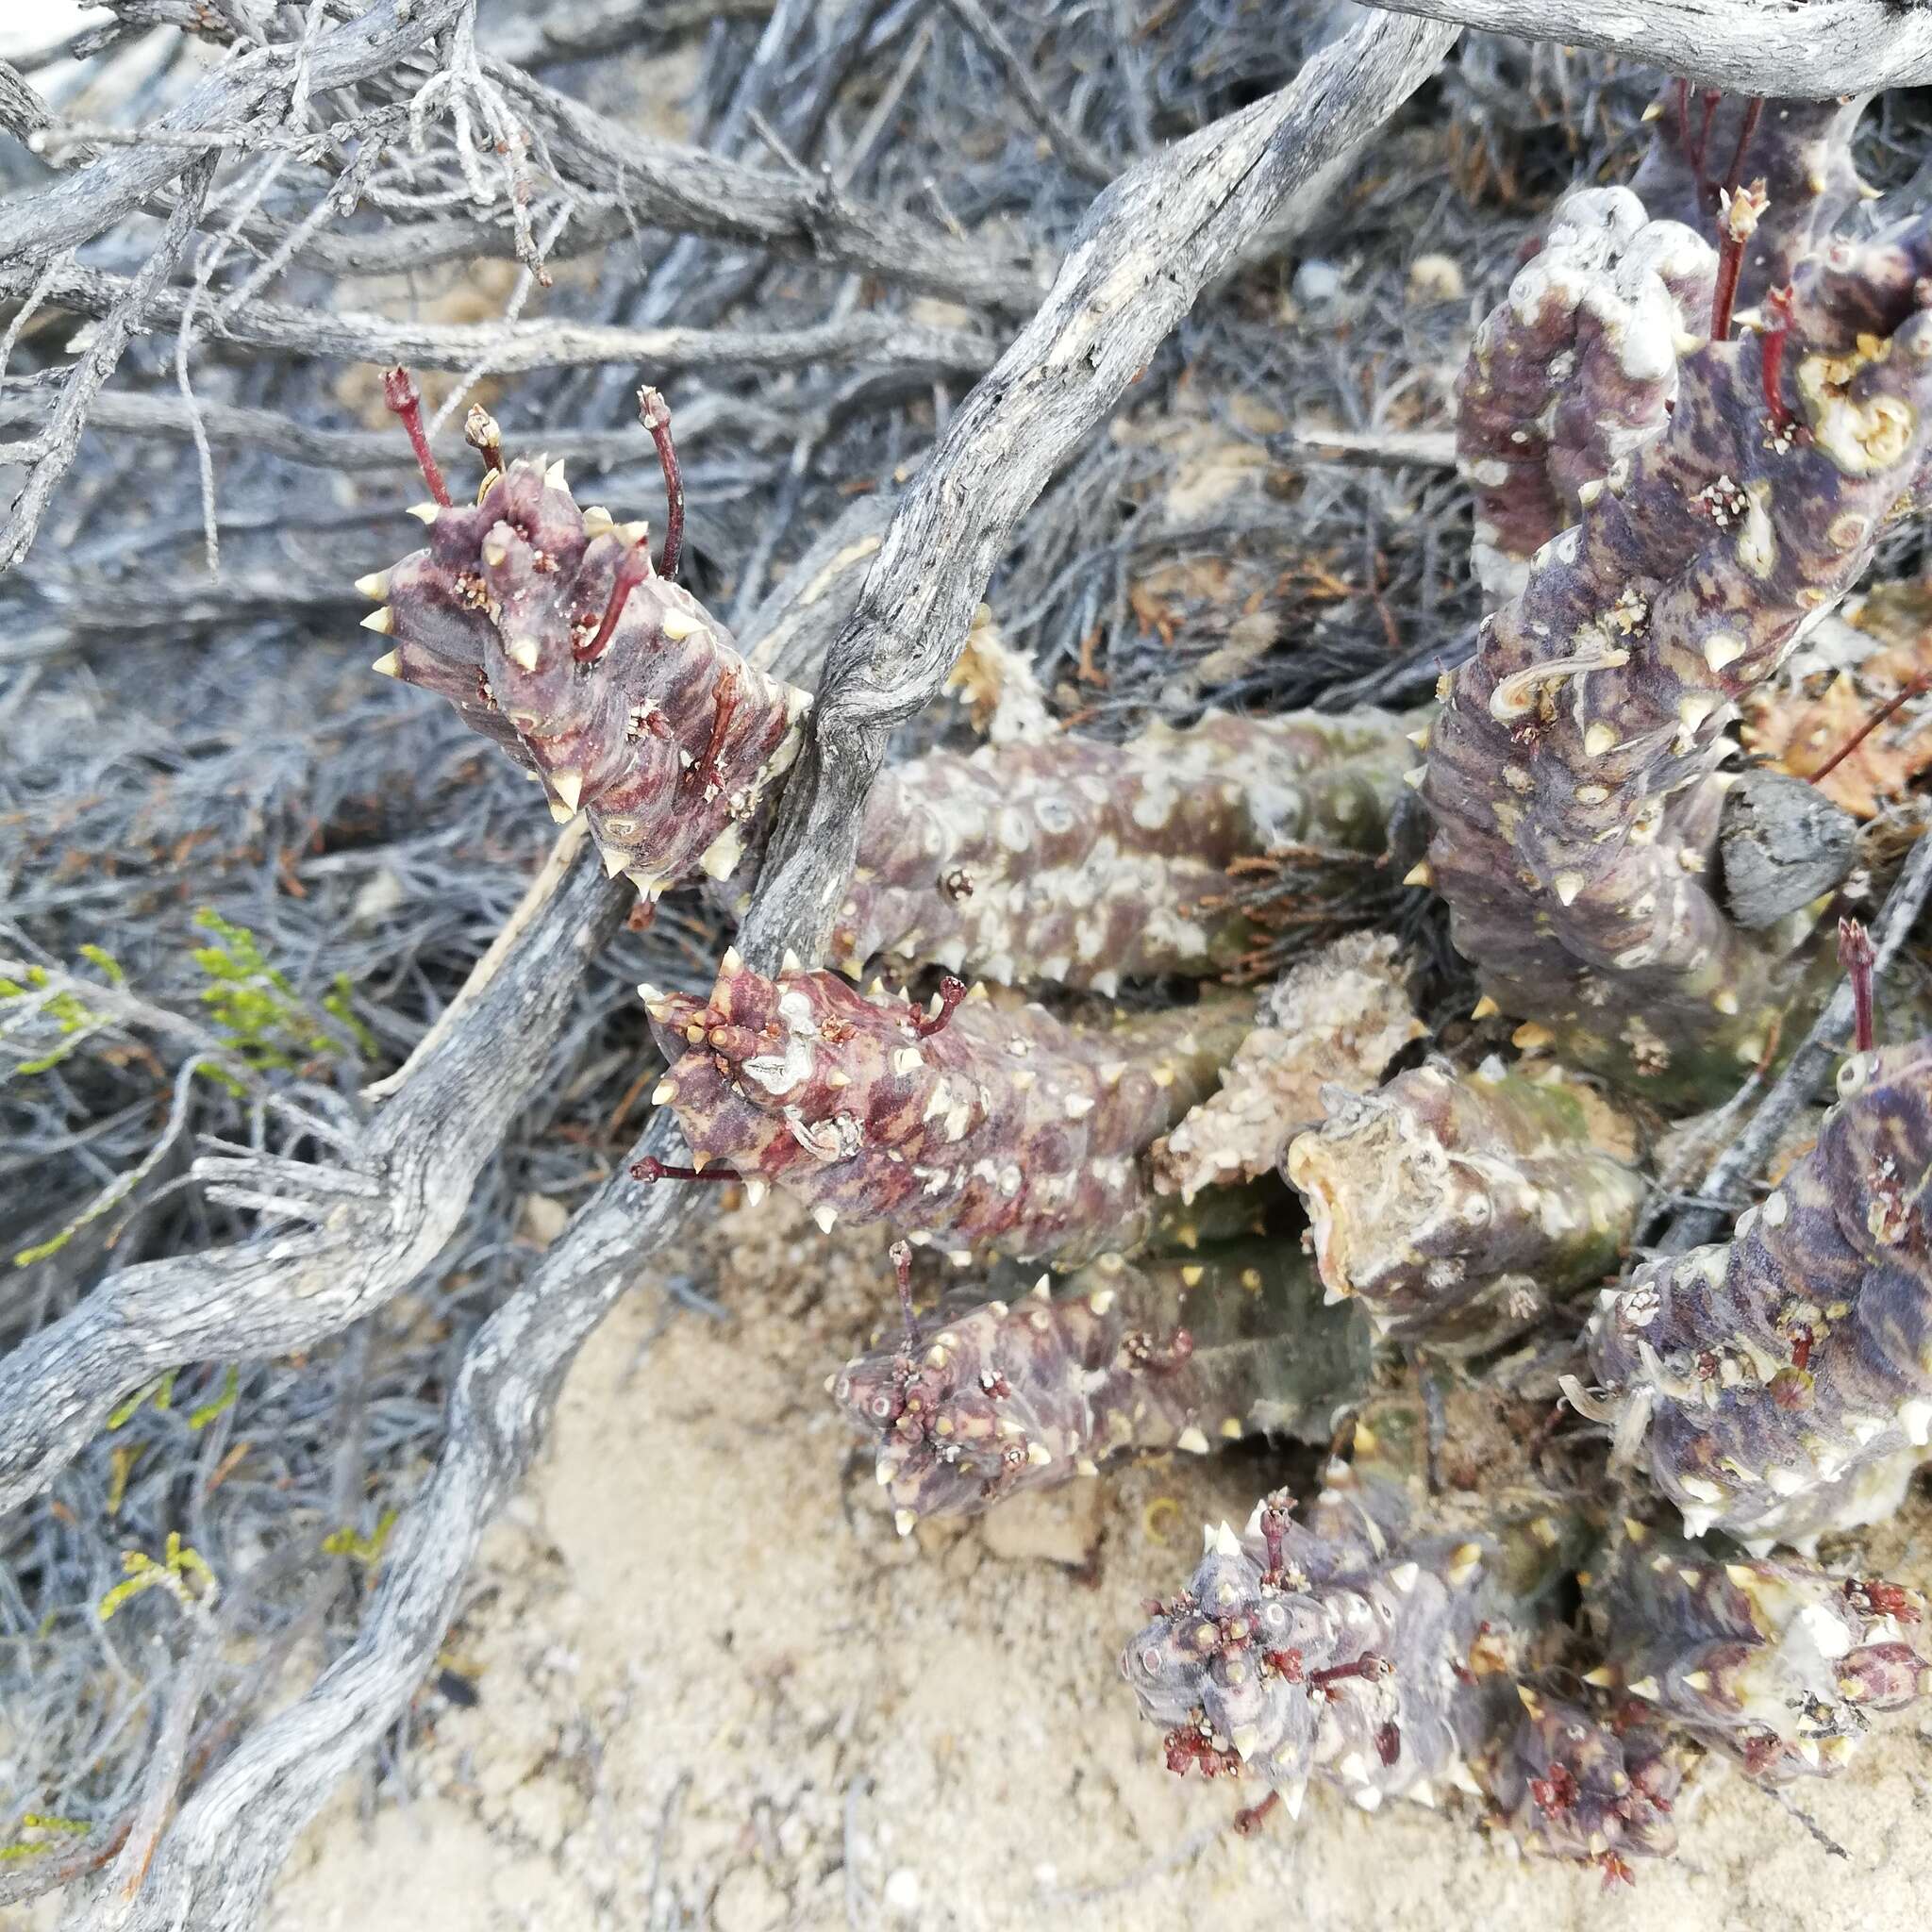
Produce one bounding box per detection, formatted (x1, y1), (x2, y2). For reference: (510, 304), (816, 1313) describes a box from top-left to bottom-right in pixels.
(382, 365), (451, 508)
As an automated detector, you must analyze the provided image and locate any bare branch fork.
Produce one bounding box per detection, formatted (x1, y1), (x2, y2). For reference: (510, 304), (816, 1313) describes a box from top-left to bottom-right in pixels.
(0, 847), (630, 1524)
(30, 19), (1456, 1928)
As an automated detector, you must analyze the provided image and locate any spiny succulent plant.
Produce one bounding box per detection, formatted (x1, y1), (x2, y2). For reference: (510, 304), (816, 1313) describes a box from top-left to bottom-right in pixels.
(340, 75), (1932, 1893)
(1480, 1688), (1685, 1883)
(1149, 931), (1423, 1203)
(1457, 185), (1716, 608)
(833, 1241), (1372, 1530)
(1119, 1404), (1599, 1851)
(362, 378), (810, 898)
(639, 955), (1250, 1262)
(822, 711), (1415, 990)
(1107, 84), (1932, 1883)
(1587, 1032), (1932, 1550)
(1284, 1057), (1646, 1349)
(1424, 202), (1932, 1101)
(1580, 1515), (1931, 1782)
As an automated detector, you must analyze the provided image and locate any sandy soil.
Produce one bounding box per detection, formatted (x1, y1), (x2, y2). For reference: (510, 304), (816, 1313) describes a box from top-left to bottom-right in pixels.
(261, 1194), (1932, 1932)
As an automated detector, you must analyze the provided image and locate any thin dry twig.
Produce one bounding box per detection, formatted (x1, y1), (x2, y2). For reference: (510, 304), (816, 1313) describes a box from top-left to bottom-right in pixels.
(0, 0), (473, 264)
(1, 259), (1001, 380)
(0, 384), (781, 474)
(0, 157), (215, 575)
(935, 0), (1116, 185)
(1282, 424), (1458, 470)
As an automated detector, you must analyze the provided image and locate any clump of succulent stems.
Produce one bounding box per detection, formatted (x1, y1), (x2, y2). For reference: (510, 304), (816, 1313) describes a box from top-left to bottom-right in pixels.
(28, 41), (1932, 1908)
(371, 384), (1419, 990)
(340, 74), (1932, 1886)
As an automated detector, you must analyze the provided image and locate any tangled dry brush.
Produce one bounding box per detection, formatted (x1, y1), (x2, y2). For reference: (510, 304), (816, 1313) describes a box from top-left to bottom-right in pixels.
(12, 0), (1932, 1922)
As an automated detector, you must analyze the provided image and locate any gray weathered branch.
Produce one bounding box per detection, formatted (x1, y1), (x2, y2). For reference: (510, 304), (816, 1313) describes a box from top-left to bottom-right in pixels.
(0, 379), (917, 477)
(274, 203), (632, 279)
(488, 58), (1042, 310)
(72, 1117), (703, 1932)
(483, 0), (774, 70)
(740, 9), (1457, 966)
(0, 2), (1032, 318)
(1362, 0), (1932, 93)
(0, 158), (213, 575)
(0, 849), (630, 1524)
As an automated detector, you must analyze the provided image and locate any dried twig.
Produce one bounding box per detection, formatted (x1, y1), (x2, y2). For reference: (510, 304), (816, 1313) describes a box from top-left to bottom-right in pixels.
(935, 0), (1115, 186)
(0, 849), (629, 1522)
(4, 259), (1001, 380)
(487, 57), (1041, 310)
(1281, 425), (1458, 470)
(0, 158), (214, 574)
(484, 0), (773, 67)
(0, 383), (848, 475)
(0, 0), (472, 264)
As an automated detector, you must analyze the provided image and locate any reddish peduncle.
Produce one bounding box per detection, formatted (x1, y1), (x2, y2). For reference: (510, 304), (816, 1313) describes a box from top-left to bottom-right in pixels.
(382, 366), (452, 508)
